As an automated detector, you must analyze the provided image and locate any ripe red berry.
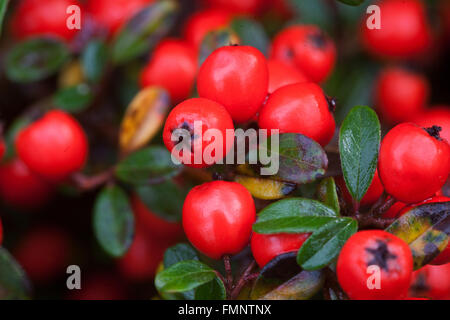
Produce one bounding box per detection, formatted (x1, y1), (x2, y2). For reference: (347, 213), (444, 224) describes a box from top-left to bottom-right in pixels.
(184, 9), (232, 49)
(163, 98), (234, 168)
(337, 230), (413, 300)
(336, 169), (384, 207)
(375, 67), (429, 125)
(182, 181), (256, 259)
(267, 59), (308, 94)
(0, 158), (53, 210)
(270, 25), (336, 83)
(410, 263), (450, 300)
(131, 194), (183, 241)
(258, 82), (336, 146)
(86, 0), (154, 35)
(11, 0), (81, 42)
(204, 0), (265, 15)
(197, 45), (269, 123)
(413, 106), (450, 143)
(14, 226), (71, 283)
(361, 0), (431, 58)
(251, 232), (310, 268)
(378, 123), (450, 203)
(16, 110), (88, 182)
(140, 39), (198, 103)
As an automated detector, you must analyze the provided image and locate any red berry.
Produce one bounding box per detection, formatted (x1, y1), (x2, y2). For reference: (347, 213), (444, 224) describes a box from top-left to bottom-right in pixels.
(132, 194), (183, 241)
(68, 274), (126, 300)
(0, 139), (5, 160)
(14, 226), (71, 283)
(86, 0), (154, 35)
(0, 158), (53, 210)
(163, 98), (234, 168)
(197, 45), (269, 123)
(11, 0), (81, 42)
(182, 181), (256, 259)
(381, 200), (407, 219)
(140, 39), (198, 103)
(430, 245), (450, 266)
(258, 82), (336, 146)
(184, 9), (232, 49)
(251, 232), (310, 268)
(270, 25), (336, 83)
(375, 67), (429, 125)
(336, 169), (384, 207)
(204, 0), (265, 15)
(413, 106), (450, 143)
(410, 263), (450, 300)
(361, 0), (431, 58)
(337, 230), (413, 300)
(378, 123), (450, 203)
(16, 110), (88, 182)
(267, 59), (308, 94)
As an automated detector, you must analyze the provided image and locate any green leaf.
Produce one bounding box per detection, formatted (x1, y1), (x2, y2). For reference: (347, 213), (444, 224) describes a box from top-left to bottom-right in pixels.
(0, 0), (9, 37)
(5, 38), (70, 83)
(93, 185), (135, 257)
(2, 116), (32, 161)
(116, 146), (181, 186)
(317, 177), (340, 215)
(231, 18), (269, 56)
(337, 0), (364, 5)
(155, 260), (216, 293)
(195, 277), (227, 300)
(255, 133), (328, 185)
(53, 84), (93, 113)
(253, 198), (337, 234)
(112, 0), (178, 65)
(0, 247), (31, 299)
(339, 106), (380, 202)
(163, 243), (199, 268)
(386, 202), (450, 270)
(288, 0), (332, 31)
(297, 218), (358, 270)
(81, 40), (108, 83)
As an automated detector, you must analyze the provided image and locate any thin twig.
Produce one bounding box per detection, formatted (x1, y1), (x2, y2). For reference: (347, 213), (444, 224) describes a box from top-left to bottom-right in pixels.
(223, 255), (233, 291)
(354, 214), (395, 229)
(71, 168), (114, 191)
(230, 260), (257, 300)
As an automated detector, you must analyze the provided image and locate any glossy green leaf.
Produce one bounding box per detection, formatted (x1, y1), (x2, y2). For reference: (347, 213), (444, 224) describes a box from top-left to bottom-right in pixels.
(53, 83), (93, 113)
(163, 243), (199, 268)
(338, 0), (364, 5)
(386, 202), (450, 270)
(116, 146), (181, 185)
(339, 106), (380, 202)
(0, 247), (31, 300)
(0, 0), (9, 36)
(81, 39), (108, 83)
(93, 185), (134, 257)
(155, 260), (216, 293)
(195, 277), (227, 300)
(6, 38), (70, 83)
(231, 18), (269, 55)
(112, 0), (178, 64)
(253, 198), (337, 234)
(297, 218), (358, 270)
(317, 177), (340, 215)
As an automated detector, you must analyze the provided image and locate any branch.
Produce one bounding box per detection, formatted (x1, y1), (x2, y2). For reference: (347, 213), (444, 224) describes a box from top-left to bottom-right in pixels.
(71, 168), (114, 191)
(230, 260), (257, 300)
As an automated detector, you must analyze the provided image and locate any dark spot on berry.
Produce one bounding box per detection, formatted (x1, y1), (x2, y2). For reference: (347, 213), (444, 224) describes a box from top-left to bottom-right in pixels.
(326, 96), (337, 112)
(285, 47), (295, 60)
(411, 272), (430, 293)
(365, 239), (397, 272)
(424, 125), (443, 141)
(308, 32), (327, 49)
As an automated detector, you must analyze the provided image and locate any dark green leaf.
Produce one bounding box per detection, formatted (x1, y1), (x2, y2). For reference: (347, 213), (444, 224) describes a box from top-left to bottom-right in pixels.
(116, 146), (181, 185)
(195, 277), (226, 300)
(338, 0), (364, 5)
(0, 0), (9, 36)
(0, 247), (31, 300)
(81, 40), (108, 82)
(93, 185), (134, 257)
(2, 116), (32, 161)
(155, 260), (216, 293)
(253, 198), (337, 234)
(339, 106), (380, 202)
(163, 243), (198, 268)
(231, 18), (269, 55)
(6, 38), (70, 83)
(297, 218), (358, 270)
(317, 177), (340, 215)
(53, 84), (93, 113)
(112, 0), (178, 65)
(288, 0), (332, 31)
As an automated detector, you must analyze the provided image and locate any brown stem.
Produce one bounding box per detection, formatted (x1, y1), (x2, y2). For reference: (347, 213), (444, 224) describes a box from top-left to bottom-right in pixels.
(354, 214), (395, 229)
(372, 196), (396, 217)
(230, 260), (257, 300)
(352, 199), (360, 215)
(223, 255), (233, 291)
(71, 168), (114, 191)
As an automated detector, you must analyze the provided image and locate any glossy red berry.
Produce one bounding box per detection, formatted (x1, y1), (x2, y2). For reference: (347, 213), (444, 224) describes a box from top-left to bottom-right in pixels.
(204, 0), (265, 15)
(375, 67), (429, 125)
(336, 169), (384, 207)
(270, 25), (336, 83)
(361, 0), (431, 58)
(140, 39), (197, 103)
(337, 230), (413, 300)
(0, 139), (5, 160)
(14, 226), (71, 283)
(132, 194), (183, 241)
(251, 232), (310, 268)
(11, 0), (81, 42)
(410, 263), (450, 300)
(197, 45), (269, 123)
(258, 82), (336, 146)
(413, 106), (450, 143)
(267, 59), (308, 94)
(378, 123), (450, 203)
(86, 0), (154, 35)
(163, 98), (234, 168)
(183, 181), (256, 259)
(16, 110), (88, 182)
(184, 9), (232, 49)
(0, 158), (53, 210)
